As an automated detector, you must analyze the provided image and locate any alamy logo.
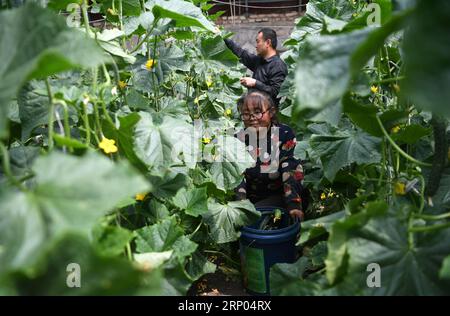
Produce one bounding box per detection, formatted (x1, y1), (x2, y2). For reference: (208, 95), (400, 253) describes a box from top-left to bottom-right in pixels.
(66, 3), (82, 28)
(365, 3), (382, 27)
(66, 263), (81, 288)
(366, 263), (381, 288)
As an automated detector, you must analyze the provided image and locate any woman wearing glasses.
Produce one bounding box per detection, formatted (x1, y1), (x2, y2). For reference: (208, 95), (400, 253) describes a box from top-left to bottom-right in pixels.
(234, 91), (307, 220)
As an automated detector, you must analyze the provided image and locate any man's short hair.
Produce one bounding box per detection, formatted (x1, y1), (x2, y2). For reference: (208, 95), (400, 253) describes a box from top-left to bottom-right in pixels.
(258, 28), (277, 50)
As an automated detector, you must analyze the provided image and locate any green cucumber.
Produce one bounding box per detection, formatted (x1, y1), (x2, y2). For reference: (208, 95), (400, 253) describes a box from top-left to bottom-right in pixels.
(425, 115), (448, 197)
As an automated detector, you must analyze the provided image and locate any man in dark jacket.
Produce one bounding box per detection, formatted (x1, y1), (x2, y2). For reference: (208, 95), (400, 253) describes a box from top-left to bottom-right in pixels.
(222, 28), (288, 108)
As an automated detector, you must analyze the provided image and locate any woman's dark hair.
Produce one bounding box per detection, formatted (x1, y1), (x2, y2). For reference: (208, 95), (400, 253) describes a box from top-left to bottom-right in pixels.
(237, 90), (279, 125)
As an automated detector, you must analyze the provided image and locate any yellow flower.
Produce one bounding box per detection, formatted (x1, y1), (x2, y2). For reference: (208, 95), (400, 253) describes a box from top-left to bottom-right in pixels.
(145, 59), (156, 70)
(370, 86), (379, 94)
(202, 137), (211, 144)
(206, 77), (213, 88)
(224, 108), (232, 116)
(135, 193), (146, 201)
(107, 8), (118, 16)
(320, 192), (326, 200)
(194, 97), (200, 105)
(99, 137), (118, 154)
(393, 84), (400, 93)
(118, 80), (127, 89)
(394, 182), (406, 195)
(391, 125), (401, 134)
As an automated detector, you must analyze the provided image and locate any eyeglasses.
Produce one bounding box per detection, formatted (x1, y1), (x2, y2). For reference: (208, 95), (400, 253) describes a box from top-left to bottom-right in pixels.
(240, 108), (271, 121)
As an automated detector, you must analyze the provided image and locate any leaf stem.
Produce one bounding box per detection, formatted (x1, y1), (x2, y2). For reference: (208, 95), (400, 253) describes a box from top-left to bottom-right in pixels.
(188, 220), (203, 238)
(129, 17), (160, 54)
(81, 0), (92, 37)
(81, 99), (91, 145)
(126, 242), (133, 261)
(118, 0), (125, 48)
(101, 63), (111, 86)
(409, 221), (450, 233)
(376, 115), (432, 167)
(45, 78), (54, 151)
(414, 212), (450, 221)
(203, 250), (240, 267)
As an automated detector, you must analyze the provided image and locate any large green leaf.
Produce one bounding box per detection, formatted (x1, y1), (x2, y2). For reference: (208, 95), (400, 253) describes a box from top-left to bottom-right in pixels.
(310, 129), (381, 181)
(287, 1), (323, 44)
(269, 258), (361, 296)
(148, 168), (189, 199)
(342, 93), (381, 137)
(121, 0), (142, 16)
(135, 216), (197, 264)
(130, 57), (157, 93)
(270, 257), (318, 295)
(117, 113), (147, 169)
(322, 15), (348, 33)
(135, 216), (183, 252)
(146, 199), (171, 222)
(96, 29), (136, 64)
(325, 201), (388, 285)
(171, 187), (208, 217)
(32, 151), (150, 236)
(1, 151), (150, 275)
(154, 44), (191, 80)
(314, 0), (354, 20)
(202, 199), (260, 244)
(297, 211), (346, 245)
(103, 112), (147, 172)
(326, 202), (450, 294)
(131, 44), (189, 91)
(134, 112), (197, 168)
(92, 223), (135, 257)
(0, 3), (108, 136)
(347, 210), (450, 295)
(7, 145), (40, 178)
(11, 234), (163, 295)
(207, 135), (255, 191)
(295, 29), (371, 112)
(147, 0), (215, 32)
(0, 190), (46, 275)
(200, 36), (239, 68)
(403, 0), (450, 118)
(162, 264), (193, 295)
(186, 251), (216, 281)
(309, 99), (342, 127)
(124, 10), (156, 35)
(17, 81), (50, 141)
(391, 124), (431, 145)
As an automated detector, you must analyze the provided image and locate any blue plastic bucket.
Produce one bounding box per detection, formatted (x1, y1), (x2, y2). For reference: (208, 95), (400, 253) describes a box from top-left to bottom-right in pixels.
(239, 206), (301, 295)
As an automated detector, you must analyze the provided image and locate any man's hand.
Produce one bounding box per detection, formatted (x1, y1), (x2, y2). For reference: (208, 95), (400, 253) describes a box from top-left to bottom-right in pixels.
(289, 209), (304, 221)
(240, 77), (256, 88)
